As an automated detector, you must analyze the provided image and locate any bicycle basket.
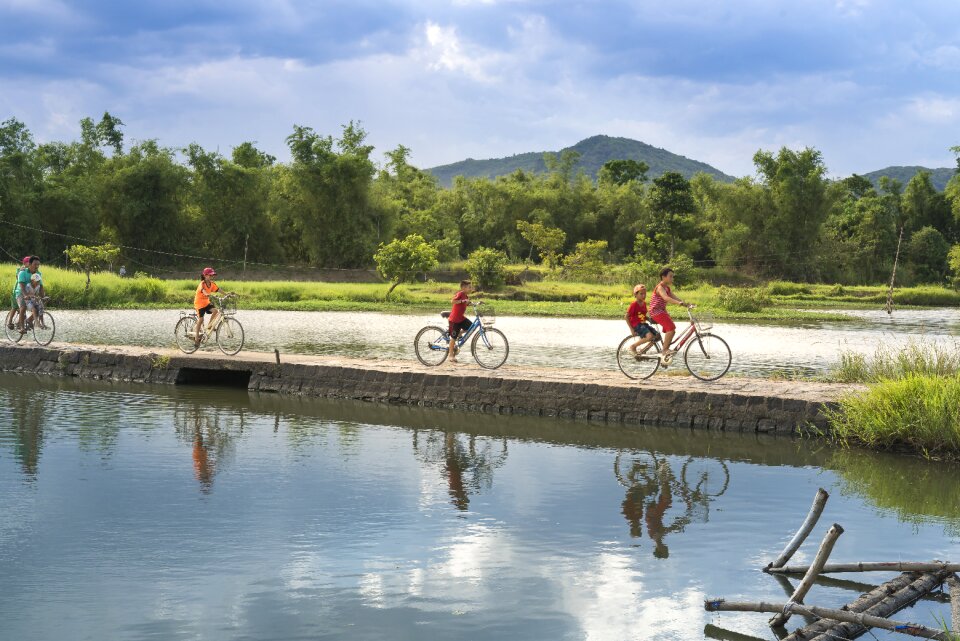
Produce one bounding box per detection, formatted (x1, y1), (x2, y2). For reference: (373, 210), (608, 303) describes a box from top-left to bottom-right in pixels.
(693, 311), (713, 333)
(219, 296), (238, 316)
(478, 305), (496, 326)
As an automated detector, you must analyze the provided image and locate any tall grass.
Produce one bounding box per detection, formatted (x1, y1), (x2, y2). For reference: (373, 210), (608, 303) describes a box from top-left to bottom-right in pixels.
(830, 340), (960, 383)
(826, 374), (960, 456)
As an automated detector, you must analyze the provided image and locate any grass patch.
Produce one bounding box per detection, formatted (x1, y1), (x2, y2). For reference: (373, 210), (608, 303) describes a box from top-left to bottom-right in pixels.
(826, 374), (960, 457)
(828, 340), (960, 383)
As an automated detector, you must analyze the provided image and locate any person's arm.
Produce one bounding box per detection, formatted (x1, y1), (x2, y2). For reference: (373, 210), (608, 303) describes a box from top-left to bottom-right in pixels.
(625, 308), (635, 335)
(658, 285), (688, 307)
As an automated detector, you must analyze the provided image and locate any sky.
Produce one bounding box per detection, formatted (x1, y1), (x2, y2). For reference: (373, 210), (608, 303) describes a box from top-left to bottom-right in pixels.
(1, 0), (959, 177)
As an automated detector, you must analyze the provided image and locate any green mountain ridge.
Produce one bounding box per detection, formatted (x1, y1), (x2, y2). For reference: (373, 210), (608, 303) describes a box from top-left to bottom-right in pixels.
(860, 166), (956, 192)
(425, 135), (736, 186)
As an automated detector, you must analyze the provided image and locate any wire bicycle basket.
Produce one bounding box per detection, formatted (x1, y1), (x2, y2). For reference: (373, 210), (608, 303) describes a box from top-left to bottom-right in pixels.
(477, 304), (496, 326)
(217, 295), (238, 316)
(692, 310), (713, 333)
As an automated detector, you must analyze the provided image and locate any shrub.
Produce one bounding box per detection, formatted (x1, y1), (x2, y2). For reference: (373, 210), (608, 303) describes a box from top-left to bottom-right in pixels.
(829, 340), (960, 383)
(562, 240), (608, 279)
(767, 280), (811, 296)
(373, 234), (440, 296)
(906, 226), (949, 283)
(826, 374), (960, 456)
(714, 287), (772, 313)
(466, 247), (508, 290)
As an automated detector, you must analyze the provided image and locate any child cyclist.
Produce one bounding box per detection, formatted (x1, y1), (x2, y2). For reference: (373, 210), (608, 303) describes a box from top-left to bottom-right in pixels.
(649, 266), (692, 362)
(193, 267), (232, 346)
(6, 256), (30, 331)
(625, 284), (658, 358)
(447, 279), (473, 364)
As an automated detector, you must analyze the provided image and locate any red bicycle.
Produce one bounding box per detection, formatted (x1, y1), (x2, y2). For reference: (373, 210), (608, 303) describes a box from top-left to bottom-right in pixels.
(617, 306), (731, 381)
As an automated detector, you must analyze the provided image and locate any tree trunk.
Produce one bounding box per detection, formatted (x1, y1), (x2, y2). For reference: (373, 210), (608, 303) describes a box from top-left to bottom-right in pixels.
(85, 270), (91, 293)
(385, 280), (400, 297)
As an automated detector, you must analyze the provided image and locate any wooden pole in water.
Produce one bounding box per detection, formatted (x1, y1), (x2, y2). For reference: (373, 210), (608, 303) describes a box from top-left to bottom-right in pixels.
(948, 574), (960, 634)
(770, 523), (843, 628)
(767, 488), (829, 571)
(768, 561), (960, 575)
(705, 600), (951, 640)
(703, 624), (769, 641)
(886, 225), (903, 315)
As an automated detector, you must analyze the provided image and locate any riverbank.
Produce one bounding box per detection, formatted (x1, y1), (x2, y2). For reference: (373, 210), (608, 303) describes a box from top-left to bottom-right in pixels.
(21, 264), (960, 321)
(0, 342), (857, 437)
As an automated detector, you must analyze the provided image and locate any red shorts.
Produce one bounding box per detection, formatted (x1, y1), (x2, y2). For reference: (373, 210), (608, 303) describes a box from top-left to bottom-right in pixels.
(650, 312), (675, 333)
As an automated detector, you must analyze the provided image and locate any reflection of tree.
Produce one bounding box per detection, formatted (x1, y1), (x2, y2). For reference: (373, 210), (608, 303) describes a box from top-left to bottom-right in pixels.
(615, 451), (729, 559)
(3, 390), (46, 478)
(173, 406), (240, 494)
(413, 430), (509, 511)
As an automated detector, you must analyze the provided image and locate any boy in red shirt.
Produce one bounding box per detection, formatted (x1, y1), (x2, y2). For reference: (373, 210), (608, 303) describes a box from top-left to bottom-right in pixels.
(447, 279), (473, 363)
(625, 284), (657, 357)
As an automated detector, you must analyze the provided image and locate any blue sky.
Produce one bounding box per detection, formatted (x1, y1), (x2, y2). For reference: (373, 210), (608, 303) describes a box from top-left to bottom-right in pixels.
(1, 0), (959, 176)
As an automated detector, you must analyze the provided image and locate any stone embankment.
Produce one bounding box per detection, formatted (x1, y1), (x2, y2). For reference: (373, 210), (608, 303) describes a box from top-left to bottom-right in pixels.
(0, 343), (861, 435)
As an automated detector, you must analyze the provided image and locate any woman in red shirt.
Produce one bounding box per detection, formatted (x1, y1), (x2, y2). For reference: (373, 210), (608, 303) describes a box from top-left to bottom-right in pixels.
(650, 267), (691, 360)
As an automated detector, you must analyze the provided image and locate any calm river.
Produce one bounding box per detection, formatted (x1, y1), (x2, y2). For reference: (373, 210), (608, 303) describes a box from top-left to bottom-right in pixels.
(46, 307), (960, 377)
(1, 373), (958, 640)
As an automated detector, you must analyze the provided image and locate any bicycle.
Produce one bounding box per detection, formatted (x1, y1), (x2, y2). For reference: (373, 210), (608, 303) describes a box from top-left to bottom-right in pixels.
(414, 302), (509, 369)
(616, 306), (731, 381)
(174, 293), (244, 355)
(5, 296), (56, 346)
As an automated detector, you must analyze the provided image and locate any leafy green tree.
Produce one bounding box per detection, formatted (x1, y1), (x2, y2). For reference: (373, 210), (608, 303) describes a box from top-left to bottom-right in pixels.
(948, 243), (960, 289)
(641, 171), (699, 262)
(598, 159), (648, 186)
(562, 240), (608, 279)
(373, 234), (439, 296)
(0, 118), (42, 255)
(466, 247), (508, 290)
(516, 220), (566, 268)
(906, 226), (949, 283)
(65, 243), (120, 291)
(902, 170), (953, 239)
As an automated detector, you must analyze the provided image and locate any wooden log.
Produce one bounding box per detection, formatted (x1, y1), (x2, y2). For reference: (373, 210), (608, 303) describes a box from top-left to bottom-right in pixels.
(770, 523), (844, 628)
(703, 624), (769, 641)
(948, 574), (960, 634)
(767, 488), (829, 571)
(768, 561), (960, 575)
(784, 571), (941, 641)
(704, 599), (950, 639)
(808, 574), (950, 602)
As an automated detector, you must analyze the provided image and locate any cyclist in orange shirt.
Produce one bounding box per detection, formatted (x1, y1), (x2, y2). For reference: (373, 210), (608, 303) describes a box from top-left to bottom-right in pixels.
(194, 267), (222, 346)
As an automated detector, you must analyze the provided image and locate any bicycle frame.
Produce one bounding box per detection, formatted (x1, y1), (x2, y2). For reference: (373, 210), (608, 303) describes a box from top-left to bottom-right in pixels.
(653, 308), (701, 350)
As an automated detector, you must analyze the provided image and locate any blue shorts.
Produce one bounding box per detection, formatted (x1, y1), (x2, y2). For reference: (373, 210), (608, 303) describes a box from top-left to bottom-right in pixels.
(633, 322), (657, 339)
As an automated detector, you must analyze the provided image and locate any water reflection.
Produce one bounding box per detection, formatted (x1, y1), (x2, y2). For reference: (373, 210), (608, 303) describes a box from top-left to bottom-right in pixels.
(412, 429), (509, 511)
(173, 405), (242, 494)
(3, 391), (45, 478)
(615, 452), (730, 558)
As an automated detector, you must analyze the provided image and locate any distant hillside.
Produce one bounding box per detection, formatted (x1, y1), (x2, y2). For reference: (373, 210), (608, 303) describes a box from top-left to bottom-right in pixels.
(426, 135), (735, 187)
(861, 166), (956, 191)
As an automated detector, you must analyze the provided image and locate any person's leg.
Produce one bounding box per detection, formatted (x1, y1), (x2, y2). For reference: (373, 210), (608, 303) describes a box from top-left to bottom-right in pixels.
(194, 310), (204, 345)
(662, 330), (676, 354)
(208, 309), (220, 332)
(16, 300), (26, 332)
(447, 326), (459, 362)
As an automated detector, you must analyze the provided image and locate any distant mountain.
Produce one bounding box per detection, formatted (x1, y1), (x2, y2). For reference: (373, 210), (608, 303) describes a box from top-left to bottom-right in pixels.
(860, 166), (956, 191)
(426, 135), (735, 187)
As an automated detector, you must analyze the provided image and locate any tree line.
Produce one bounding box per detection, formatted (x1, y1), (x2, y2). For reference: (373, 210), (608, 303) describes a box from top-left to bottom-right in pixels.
(2, 113), (959, 285)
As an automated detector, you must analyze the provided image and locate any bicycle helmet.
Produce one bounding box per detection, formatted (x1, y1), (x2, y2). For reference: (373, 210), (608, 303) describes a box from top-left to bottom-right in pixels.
(633, 284), (646, 294)
(202, 267), (217, 276)
(22, 256), (30, 265)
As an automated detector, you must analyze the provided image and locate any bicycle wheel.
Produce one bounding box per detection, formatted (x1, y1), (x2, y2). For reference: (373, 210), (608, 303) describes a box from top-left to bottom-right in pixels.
(4, 312), (25, 343)
(684, 333), (732, 382)
(174, 316), (200, 354)
(472, 327), (509, 370)
(617, 335), (661, 380)
(414, 325), (449, 366)
(33, 313), (55, 346)
(216, 318), (245, 355)
(681, 458), (730, 498)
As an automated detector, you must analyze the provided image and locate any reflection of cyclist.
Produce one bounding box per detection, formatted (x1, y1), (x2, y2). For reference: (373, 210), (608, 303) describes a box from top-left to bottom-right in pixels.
(645, 464), (674, 559)
(192, 430), (215, 493)
(444, 432), (469, 510)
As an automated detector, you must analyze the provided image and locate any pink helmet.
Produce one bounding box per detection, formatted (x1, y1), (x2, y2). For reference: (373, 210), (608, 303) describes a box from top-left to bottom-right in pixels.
(22, 256), (30, 265)
(202, 267), (217, 276)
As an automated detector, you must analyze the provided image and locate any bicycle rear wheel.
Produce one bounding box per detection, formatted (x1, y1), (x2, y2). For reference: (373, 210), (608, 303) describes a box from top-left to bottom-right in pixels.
(175, 316), (200, 354)
(617, 335), (661, 380)
(216, 318), (245, 355)
(472, 327), (509, 369)
(4, 312), (25, 343)
(33, 313), (55, 346)
(684, 333), (731, 381)
(415, 325), (449, 366)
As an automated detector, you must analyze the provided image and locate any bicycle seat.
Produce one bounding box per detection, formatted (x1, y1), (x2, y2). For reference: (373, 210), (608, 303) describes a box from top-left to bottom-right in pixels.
(440, 311), (451, 319)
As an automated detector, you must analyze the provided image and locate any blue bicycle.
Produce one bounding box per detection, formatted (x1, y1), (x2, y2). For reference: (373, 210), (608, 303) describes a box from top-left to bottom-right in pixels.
(414, 302), (509, 369)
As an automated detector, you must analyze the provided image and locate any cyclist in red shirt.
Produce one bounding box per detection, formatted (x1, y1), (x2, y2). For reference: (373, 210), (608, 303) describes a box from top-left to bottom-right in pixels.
(625, 284), (657, 358)
(447, 279), (472, 364)
(650, 266), (691, 361)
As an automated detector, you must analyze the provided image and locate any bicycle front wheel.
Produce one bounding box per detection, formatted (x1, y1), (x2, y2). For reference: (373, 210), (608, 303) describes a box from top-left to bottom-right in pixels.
(174, 316), (200, 354)
(415, 326), (449, 366)
(216, 318), (245, 355)
(33, 313), (55, 346)
(4, 312), (25, 343)
(617, 335), (661, 380)
(684, 333), (731, 381)
(472, 327), (509, 369)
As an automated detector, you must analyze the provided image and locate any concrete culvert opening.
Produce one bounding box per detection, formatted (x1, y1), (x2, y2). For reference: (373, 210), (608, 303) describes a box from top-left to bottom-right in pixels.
(175, 367), (251, 388)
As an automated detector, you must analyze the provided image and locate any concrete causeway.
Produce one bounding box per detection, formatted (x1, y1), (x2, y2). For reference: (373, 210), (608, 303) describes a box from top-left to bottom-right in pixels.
(0, 343), (863, 435)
